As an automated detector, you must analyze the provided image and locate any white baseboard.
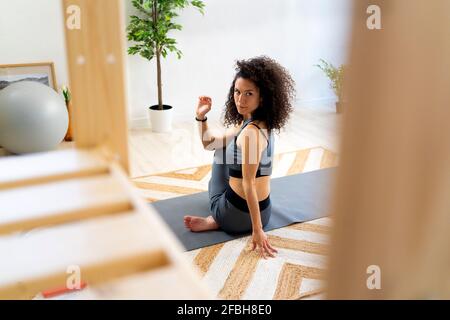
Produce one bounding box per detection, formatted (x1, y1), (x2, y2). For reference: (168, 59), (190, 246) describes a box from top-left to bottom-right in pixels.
(129, 111), (222, 129)
(296, 97), (337, 108)
(129, 97), (337, 129)
(129, 117), (149, 129)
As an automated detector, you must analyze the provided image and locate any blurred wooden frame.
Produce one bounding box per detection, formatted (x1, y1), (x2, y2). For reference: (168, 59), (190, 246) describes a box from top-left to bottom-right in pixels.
(0, 0), (210, 299)
(63, 0), (130, 172)
(327, 0), (450, 299)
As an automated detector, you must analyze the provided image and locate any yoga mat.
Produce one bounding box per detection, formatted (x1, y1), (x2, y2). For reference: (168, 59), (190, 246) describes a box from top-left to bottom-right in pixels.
(149, 167), (336, 251)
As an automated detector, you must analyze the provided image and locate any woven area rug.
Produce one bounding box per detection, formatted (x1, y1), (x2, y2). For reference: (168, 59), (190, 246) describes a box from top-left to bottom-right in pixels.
(133, 147), (338, 202)
(132, 146), (338, 300)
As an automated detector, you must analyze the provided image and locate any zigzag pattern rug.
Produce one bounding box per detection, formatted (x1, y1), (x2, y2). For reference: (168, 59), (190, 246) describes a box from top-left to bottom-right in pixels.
(132, 147), (338, 300)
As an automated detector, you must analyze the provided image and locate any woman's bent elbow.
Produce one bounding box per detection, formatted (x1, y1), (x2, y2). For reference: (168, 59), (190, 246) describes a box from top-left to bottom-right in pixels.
(203, 142), (216, 151)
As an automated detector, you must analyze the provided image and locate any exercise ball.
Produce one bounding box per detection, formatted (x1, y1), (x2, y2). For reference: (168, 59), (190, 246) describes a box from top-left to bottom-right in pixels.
(0, 81), (68, 154)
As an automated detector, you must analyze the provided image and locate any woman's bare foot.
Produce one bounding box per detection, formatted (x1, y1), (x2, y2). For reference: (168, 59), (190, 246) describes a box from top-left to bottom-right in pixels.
(184, 215), (219, 232)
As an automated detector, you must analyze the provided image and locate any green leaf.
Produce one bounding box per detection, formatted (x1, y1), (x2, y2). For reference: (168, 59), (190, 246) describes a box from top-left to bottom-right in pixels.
(191, 0), (205, 14)
(142, 0), (152, 11)
(315, 59), (345, 98)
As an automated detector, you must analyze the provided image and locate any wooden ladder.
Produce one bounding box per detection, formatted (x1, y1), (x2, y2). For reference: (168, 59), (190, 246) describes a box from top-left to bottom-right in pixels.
(0, 0), (210, 300)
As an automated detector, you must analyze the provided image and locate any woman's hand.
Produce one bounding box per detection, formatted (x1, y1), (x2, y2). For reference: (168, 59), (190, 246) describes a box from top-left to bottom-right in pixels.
(251, 228), (278, 259)
(196, 96), (212, 120)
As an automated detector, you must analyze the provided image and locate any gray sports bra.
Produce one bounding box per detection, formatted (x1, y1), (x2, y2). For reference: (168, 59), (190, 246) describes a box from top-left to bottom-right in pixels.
(225, 118), (274, 178)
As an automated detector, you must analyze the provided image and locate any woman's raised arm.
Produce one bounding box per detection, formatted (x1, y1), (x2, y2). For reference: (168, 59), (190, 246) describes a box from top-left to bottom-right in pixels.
(196, 96), (240, 151)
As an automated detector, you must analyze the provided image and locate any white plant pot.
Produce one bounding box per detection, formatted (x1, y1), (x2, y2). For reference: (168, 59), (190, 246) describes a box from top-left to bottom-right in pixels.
(148, 105), (173, 133)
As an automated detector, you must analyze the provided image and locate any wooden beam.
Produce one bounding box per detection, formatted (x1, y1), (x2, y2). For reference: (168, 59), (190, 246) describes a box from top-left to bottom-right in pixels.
(327, 0), (450, 299)
(0, 149), (108, 190)
(0, 174), (132, 235)
(62, 0), (130, 173)
(0, 214), (169, 299)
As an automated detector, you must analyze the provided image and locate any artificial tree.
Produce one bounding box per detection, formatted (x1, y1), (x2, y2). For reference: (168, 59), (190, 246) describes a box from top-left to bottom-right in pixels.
(127, 0), (205, 110)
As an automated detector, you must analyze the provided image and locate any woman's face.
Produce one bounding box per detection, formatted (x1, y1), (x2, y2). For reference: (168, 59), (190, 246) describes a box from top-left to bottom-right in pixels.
(234, 77), (261, 118)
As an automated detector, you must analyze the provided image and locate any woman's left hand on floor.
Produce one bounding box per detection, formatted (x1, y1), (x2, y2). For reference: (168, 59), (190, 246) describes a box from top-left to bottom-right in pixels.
(251, 228), (278, 259)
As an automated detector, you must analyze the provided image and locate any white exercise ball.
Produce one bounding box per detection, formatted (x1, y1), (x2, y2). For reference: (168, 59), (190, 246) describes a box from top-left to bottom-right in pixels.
(0, 81), (68, 154)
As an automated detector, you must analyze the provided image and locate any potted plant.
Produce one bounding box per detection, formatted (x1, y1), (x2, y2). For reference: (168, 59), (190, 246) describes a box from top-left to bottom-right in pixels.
(127, 0), (205, 132)
(61, 85), (73, 141)
(315, 59), (345, 113)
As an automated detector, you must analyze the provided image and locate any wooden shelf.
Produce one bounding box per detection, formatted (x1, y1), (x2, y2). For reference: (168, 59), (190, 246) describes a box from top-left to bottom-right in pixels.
(0, 174), (132, 235)
(0, 149), (109, 190)
(0, 150), (210, 300)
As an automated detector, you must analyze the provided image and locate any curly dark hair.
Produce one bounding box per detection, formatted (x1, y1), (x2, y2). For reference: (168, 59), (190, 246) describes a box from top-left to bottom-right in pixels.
(222, 56), (296, 133)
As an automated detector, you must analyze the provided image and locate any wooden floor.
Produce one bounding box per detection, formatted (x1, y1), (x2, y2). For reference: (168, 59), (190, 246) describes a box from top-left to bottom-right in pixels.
(128, 105), (341, 178)
(0, 106), (341, 179)
(0, 141), (75, 157)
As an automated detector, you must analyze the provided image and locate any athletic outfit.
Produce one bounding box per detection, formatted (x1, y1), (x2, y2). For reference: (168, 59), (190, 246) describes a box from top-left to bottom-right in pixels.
(208, 118), (274, 233)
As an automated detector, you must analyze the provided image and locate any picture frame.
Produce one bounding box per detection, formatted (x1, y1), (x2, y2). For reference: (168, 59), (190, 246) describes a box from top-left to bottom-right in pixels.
(0, 62), (57, 91)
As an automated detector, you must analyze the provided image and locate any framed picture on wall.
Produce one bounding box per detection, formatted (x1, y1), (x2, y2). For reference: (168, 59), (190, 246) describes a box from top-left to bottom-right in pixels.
(0, 62), (57, 91)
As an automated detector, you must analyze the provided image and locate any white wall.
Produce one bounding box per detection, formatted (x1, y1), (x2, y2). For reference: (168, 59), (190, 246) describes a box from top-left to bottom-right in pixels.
(0, 0), (352, 126)
(126, 0), (353, 124)
(0, 0), (69, 91)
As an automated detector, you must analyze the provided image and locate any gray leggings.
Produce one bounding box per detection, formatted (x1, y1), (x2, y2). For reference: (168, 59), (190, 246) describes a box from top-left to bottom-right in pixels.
(208, 148), (272, 234)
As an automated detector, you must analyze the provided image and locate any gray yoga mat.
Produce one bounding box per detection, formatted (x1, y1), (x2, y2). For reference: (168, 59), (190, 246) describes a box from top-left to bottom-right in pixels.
(149, 167), (336, 251)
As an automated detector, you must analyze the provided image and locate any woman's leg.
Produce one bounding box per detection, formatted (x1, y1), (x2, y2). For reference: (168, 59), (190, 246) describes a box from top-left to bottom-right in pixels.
(208, 147), (229, 207)
(184, 148), (227, 232)
(184, 215), (219, 232)
(213, 186), (273, 234)
(185, 194), (273, 233)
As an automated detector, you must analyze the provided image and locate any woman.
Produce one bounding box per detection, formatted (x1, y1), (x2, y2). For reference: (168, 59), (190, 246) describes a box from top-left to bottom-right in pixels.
(184, 56), (295, 259)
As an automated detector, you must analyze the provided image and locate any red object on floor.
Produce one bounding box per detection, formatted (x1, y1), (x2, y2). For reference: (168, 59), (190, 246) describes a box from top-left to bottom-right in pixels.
(41, 282), (88, 298)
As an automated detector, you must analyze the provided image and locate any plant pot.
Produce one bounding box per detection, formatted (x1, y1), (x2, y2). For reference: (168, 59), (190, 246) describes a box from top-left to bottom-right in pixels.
(148, 104), (173, 133)
(64, 100), (74, 141)
(335, 101), (343, 114)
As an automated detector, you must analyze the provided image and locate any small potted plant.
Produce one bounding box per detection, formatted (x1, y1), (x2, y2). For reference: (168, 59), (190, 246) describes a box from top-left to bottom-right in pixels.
(315, 59), (345, 113)
(127, 0), (205, 132)
(61, 85), (73, 141)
